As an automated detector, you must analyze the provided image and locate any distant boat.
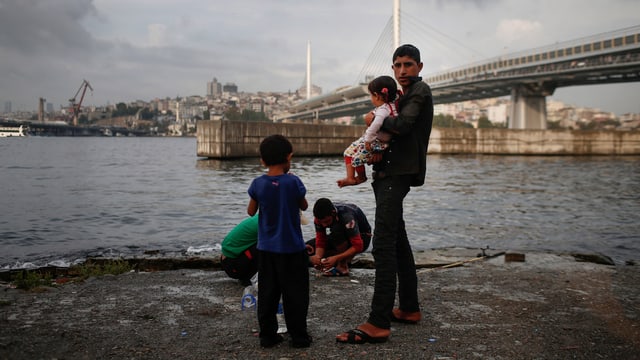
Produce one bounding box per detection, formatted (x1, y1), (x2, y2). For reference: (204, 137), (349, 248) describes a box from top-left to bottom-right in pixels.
(0, 125), (27, 137)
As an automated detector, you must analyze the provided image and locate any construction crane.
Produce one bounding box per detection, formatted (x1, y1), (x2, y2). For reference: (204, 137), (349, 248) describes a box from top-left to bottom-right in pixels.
(69, 79), (93, 126)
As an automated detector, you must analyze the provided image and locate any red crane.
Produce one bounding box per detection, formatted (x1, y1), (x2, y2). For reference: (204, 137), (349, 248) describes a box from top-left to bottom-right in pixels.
(69, 79), (93, 126)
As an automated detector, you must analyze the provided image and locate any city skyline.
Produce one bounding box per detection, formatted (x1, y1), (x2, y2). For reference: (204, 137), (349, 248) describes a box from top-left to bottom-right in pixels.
(1, 0), (639, 115)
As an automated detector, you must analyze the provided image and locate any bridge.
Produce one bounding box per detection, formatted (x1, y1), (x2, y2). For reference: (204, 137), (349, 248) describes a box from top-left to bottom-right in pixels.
(277, 25), (640, 129)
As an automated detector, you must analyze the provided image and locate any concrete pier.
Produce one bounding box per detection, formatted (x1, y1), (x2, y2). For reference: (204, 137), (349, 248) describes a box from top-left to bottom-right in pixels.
(196, 120), (640, 158)
(509, 85), (550, 130)
(196, 120), (363, 158)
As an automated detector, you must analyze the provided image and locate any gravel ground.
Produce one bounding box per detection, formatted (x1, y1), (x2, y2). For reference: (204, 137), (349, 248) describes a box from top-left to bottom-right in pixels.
(1, 250), (639, 360)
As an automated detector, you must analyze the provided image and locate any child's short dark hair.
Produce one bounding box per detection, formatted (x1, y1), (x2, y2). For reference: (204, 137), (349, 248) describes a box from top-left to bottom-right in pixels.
(393, 44), (421, 64)
(259, 134), (292, 166)
(313, 198), (335, 219)
(368, 75), (398, 103)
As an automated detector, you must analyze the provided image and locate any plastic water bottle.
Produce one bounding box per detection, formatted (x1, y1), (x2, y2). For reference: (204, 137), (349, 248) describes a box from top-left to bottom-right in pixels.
(276, 300), (287, 334)
(241, 272), (259, 310)
(241, 285), (257, 310)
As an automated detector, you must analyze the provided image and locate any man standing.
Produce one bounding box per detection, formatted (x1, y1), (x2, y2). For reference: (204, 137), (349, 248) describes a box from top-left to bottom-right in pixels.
(307, 198), (372, 276)
(337, 44), (434, 344)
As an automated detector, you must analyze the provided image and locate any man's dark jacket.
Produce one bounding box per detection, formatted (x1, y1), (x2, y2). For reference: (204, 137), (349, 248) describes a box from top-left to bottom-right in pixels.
(376, 78), (434, 186)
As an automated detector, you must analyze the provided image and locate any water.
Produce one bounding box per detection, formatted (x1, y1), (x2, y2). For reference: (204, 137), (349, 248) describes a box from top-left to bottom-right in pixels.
(1, 136), (639, 269)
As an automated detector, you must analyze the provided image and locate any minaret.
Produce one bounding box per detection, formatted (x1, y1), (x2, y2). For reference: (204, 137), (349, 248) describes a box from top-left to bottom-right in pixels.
(306, 41), (312, 100)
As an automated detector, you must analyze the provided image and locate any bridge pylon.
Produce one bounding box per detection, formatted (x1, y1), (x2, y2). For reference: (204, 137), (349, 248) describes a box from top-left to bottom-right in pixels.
(509, 83), (556, 130)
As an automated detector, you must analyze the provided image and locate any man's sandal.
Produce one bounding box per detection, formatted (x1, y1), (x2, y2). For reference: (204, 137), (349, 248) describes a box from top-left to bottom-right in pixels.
(336, 329), (388, 344)
(323, 267), (349, 277)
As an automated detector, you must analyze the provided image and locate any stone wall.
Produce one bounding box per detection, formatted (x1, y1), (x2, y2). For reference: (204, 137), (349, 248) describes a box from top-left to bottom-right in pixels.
(196, 120), (640, 158)
(429, 128), (640, 155)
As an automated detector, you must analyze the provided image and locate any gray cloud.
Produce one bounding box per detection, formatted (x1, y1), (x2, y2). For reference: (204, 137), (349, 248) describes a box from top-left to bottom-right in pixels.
(0, 0), (98, 56)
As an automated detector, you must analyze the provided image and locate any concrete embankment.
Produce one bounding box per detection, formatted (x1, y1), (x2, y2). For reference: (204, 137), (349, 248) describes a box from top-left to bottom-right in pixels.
(196, 120), (640, 159)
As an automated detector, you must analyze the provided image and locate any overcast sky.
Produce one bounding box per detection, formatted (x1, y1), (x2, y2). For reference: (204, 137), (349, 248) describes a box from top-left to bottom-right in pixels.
(1, 0), (639, 115)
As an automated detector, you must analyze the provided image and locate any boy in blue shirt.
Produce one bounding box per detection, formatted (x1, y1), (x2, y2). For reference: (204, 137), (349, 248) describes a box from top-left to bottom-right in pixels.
(247, 134), (311, 348)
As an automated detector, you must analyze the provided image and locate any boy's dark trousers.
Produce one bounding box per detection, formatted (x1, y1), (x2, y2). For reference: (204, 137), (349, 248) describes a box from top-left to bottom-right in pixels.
(257, 250), (310, 342)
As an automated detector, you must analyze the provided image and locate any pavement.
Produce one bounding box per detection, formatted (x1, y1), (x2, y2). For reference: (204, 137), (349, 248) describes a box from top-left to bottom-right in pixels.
(1, 247), (639, 359)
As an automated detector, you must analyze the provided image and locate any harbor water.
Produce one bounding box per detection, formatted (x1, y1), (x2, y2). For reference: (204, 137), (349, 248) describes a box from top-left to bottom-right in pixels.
(1, 136), (638, 269)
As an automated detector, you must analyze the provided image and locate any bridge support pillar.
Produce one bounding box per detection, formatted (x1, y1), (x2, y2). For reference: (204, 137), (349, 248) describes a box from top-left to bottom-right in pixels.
(509, 84), (553, 130)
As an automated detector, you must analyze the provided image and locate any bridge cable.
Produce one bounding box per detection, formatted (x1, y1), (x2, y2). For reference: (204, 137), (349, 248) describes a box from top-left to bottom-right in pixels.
(353, 16), (395, 86)
(401, 12), (485, 62)
(353, 11), (488, 85)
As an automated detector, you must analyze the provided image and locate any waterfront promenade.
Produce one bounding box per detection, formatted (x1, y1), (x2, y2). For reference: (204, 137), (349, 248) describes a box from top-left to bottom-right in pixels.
(1, 248), (639, 359)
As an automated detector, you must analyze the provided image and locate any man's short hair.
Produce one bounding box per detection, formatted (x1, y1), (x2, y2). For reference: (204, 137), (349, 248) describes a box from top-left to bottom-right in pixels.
(313, 198), (335, 218)
(259, 134), (292, 166)
(393, 44), (421, 64)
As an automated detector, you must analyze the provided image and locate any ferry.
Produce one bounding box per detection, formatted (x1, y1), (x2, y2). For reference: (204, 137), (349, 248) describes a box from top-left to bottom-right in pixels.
(0, 125), (27, 137)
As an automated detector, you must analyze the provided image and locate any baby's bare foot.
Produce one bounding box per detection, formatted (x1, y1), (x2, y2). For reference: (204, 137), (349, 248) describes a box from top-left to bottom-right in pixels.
(337, 177), (359, 188)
